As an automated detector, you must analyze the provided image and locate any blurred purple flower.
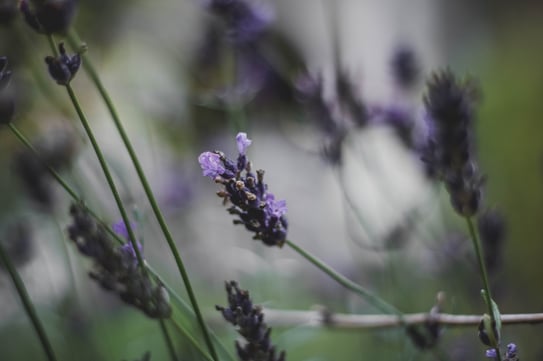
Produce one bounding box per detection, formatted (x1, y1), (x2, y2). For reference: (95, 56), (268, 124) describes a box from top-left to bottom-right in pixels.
(236, 132), (252, 155)
(199, 151), (226, 178)
(112, 220), (136, 239)
(506, 343), (517, 359)
(119, 241), (143, 261)
(485, 349), (497, 359)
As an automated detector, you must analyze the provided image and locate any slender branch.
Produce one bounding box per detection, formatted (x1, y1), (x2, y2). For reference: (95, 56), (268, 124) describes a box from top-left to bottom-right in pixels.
(251, 308), (543, 330)
(285, 239), (402, 317)
(465, 216), (501, 360)
(466, 217), (494, 317)
(0, 242), (58, 361)
(65, 29), (219, 361)
(63, 82), (146, 273)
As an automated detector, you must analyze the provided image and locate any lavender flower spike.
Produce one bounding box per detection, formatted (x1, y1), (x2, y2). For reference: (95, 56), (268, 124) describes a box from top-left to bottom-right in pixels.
(236, 132), (252, 155)
(199, 151), (225, 178)
(199, 133), (288, 246)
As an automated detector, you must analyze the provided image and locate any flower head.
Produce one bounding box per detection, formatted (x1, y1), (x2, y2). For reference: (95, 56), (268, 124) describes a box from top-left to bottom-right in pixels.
(422, 70), (482, 216)
(199, 151), (226, 178)
(199, 133), (288, 246)
(216, 281), (286, 361)
(20, 0), (76, 34)
(236, 132), (252, 155)
(44, 42), (81, 86)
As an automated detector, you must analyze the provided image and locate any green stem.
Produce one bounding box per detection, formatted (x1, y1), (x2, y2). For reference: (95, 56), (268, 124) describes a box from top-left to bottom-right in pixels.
(285, 239), (402, 316)
(465, 217), (502, 360)
(65, 30), (219, 361)
(63, 82), (145, 272)
(0, 242), (58, 361)
(8, 124), (79, 201)
(7, 125), (233, 361)
(159, 319), (178, 361)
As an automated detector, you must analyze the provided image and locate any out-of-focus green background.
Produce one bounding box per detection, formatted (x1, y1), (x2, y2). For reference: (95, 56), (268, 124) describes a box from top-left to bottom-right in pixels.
(0, 0), (542, 360)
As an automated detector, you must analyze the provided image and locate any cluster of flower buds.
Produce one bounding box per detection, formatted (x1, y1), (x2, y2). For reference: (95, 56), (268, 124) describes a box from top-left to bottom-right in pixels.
(45, 42), (82, 86)
(19, 0), (76, 34)
(67, 203), (171, 319)
(0, 56), (15, 125)
(199, 132), (288, 247)
(422, 70), (483, 216)
(216, 281), (286, 361)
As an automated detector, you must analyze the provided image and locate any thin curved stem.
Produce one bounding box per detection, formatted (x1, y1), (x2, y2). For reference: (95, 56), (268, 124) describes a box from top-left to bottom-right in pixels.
(65, 29), (219, 361)
(285, 239), (402, 317)
(64, 82), (145, 272)
(0, 242), (58, 361)
(466, 216), (501, 359)
(7, 123), (234, 361)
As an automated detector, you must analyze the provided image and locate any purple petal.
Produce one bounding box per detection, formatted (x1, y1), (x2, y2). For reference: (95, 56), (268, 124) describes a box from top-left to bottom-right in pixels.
(265, 193), (287, 218)
(485, 349), (497, 359)
(112, 220), (136, 239)
(236, 132), (252, 155)
(199, 151), (225, 178)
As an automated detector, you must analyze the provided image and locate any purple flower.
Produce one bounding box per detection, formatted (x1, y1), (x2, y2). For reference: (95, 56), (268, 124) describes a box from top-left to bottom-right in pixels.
(199, 133), (288, 247)
(485, 349), (497, 359)
(120, 241), (143, 259)
(112, 220), (136, 239)
(506, 343), (517, 358)
(236, 132), (252, 155)
(264, 193), (287, 218)
(199, 151), (225, 178)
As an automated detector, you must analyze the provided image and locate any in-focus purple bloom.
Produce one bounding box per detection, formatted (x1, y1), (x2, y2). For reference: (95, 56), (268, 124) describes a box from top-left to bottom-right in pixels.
(199, 151), (226, 178)
(199, 133), (288, 246)
(485, 349), (497, 359)
(236, 132), (252, 155)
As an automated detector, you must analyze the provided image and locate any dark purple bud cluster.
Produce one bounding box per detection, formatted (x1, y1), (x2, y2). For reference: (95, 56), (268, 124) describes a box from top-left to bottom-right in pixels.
(199, 133), (288, 247)
(423, 70), (483, 216)
(67, 203), (171, 319)
(19, 0), (76, 34)
(216, 281), (286, 361)
(0, 56), (15, 125)
(206, 0), (273, 44)
(44, 42), (81, 86)
(391, 46), (420, 90)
